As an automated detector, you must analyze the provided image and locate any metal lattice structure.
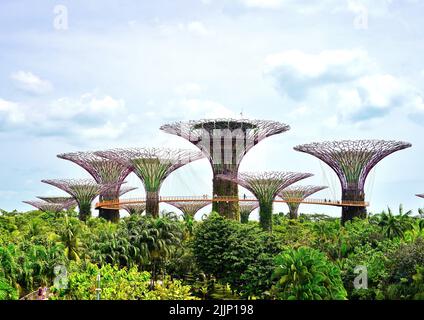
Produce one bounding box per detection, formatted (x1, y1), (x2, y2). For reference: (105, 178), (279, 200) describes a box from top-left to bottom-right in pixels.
(217, 171), (313, 230)
(122, 203), (146, 215)
(279, 185), (328, 219)
(95, 148), (204, 217)
(160, 118), (290, 220)
(23, 200), (74, 213)
(294, 140), (412, 224)
(37, 196), (75, 204)
(118, 186), (137, 197)
(41, 179), (122, 221)
(239, 201), (259, 223)
(417, 194), (424, 199)
(165, 200), (211, 219)
(57, 151), (133, 222)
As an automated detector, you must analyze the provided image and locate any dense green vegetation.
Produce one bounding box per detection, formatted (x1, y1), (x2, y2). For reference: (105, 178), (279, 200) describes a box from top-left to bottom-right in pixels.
(1, 206), (424, 300)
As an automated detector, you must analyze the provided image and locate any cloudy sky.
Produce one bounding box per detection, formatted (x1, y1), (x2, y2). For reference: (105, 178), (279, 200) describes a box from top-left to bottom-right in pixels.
(1, 0), (423, 218)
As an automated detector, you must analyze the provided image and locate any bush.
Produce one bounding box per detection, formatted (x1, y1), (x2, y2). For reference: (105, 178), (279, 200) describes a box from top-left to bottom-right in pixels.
(271, 247), (347, 300)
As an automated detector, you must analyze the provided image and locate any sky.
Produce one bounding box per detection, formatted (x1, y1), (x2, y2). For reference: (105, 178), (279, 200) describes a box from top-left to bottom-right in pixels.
(1, 0), (424, 219)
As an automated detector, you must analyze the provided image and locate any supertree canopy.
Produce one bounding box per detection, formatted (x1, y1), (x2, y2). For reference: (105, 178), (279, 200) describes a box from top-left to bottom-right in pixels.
(95, 148), (204, 218)
(217, 171), (313, 230)
(160, 118), (290, 220)
(294, 140), (412, 224)
(239, 201), (259, 224)
(417, 194), (424, 199)
(118, 186), (137, 197)
(279, 185), (328, 219)
(164, 201), (211, 219)
(41, 179), (121, 221)
(37, 196), (75, 204)
(57, 151), (133, 222)
(23, 200), (75, 213)
(122, 203), (146, 215)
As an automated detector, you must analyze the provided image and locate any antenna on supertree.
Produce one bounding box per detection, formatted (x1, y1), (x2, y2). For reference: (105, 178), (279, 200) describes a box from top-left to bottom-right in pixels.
(95, 148), (204, 218)
(294, 140), (412, 224)
(160, 118), (290, 220)
(122, 203), (146, 215)
(279, 185), (328, 219)
(57, 151), (133, 222)
(164, 201), (211, 220)
(239, 201), (259, 223)
(41, 179), (123, 221)
(217, 171), (313, 231)
(23, 200), (75, 213)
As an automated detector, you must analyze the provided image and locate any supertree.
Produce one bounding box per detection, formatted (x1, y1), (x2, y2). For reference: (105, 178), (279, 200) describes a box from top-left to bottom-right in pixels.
(279, 185), (328, 219)
(95, 148), (204, 218)
(164, 201), (211, 220)
(217, 171), (313, 230)
(239, 201), (259, 223)
(37, 196), (75, 204)
(57, 151), (133, 222)
(160, 118), (290, 220)
(41, 179), (121, 221)
(294, 140), (412, 224)
(23, 200), (75, 213)
(417, 194), (424, 199)
(118, 186), (137, 197)
(122, 203), (146, 215)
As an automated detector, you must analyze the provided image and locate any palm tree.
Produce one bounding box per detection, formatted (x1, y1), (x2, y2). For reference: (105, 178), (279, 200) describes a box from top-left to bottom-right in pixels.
(59, 215), (82, 261)
(376, 204), (413, 239)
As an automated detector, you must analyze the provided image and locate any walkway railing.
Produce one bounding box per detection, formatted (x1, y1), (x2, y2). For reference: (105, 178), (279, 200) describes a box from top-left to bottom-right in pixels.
(96, 195), (369, 209)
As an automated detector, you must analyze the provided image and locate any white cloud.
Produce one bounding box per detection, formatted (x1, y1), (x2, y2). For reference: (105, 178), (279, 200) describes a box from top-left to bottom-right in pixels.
(0, 99), (26, 125)
(0, 93), (130, 141)
(174, 83), (203, 96)
(240, 0), (284, 9)
(158, 21), (214, 37)
(265, 49), (424, 125)
(239, 0), (395, 15)
(264, 49), (373, 99)
(10, 71), (53, 95)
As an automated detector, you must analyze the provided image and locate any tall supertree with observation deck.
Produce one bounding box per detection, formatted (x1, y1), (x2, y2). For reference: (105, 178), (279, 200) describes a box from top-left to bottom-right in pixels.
(160, 118), (290, 220)
(23, 200), (75, 213)
(239, 201), (259, 223)
(95, 148), (204, 218)
(57, 151), (133, 222)
(279, 185), (328, 219)
(165, 201), (211, 220)
(218, 171), (313, 230)
(294, 140), (412, 224)
(41, 179), (121, 221)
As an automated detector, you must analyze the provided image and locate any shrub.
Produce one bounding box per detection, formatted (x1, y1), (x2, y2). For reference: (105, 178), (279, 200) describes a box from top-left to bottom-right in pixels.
(271, 247), (347, 300)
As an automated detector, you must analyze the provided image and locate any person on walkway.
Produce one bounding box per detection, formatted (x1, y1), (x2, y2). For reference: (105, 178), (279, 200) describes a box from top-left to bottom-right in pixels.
(37, 287), (43, 300)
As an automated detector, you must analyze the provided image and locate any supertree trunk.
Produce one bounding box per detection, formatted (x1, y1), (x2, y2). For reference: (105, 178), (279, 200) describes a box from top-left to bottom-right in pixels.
(240, 212), (250, 223)
(98, 196), (120, 223)
(79, 202), (92, 221)
(341, 189), (367, 225)
(258, 200), (273, 232)
(212, 176), (240, 221)
(287, 203), (300, 219)
(146, 191), (159, 218)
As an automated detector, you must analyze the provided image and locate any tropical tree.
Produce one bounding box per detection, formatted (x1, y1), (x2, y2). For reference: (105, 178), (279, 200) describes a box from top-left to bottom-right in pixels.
(271, 247), (347, 300)
(374, 205), (414, 239)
